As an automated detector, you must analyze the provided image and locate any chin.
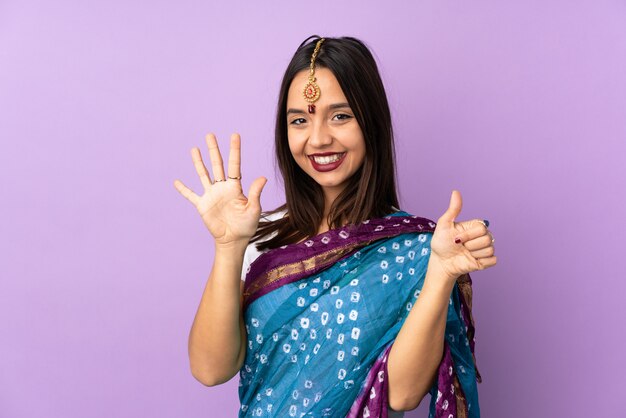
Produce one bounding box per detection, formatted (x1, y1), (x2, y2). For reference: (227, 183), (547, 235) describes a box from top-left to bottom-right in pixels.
(313, 177), (350, 188)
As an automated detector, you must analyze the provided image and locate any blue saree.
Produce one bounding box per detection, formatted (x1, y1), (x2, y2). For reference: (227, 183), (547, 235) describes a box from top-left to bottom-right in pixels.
(239, 211), (481, 417)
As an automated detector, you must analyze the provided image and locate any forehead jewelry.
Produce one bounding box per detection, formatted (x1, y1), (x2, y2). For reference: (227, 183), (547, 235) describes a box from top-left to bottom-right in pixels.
(303, 38), (325, 114)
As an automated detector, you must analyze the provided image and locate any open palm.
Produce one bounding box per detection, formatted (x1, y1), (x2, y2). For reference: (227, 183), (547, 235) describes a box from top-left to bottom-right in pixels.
(173, 133), (267, 247)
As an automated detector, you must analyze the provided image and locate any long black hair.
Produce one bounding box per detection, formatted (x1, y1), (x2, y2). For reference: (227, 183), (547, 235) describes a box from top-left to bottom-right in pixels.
(251, 35), (399, 250)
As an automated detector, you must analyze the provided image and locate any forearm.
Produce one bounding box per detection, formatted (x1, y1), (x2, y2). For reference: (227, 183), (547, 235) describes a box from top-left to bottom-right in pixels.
(188, 242), (248, 386)
(387, 259), (456, 411)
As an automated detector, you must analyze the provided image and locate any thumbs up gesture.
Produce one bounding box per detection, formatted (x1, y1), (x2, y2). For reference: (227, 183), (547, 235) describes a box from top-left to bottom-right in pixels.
(429, 190), (497, 283)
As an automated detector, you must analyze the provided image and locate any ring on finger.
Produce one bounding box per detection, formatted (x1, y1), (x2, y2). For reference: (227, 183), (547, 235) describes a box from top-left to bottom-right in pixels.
(214, 179), (227, 183)
(228, 175), (242, 180)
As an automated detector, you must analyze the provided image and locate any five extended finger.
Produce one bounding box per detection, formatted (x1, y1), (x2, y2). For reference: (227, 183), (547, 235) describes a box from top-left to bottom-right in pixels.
(191, 147), (212, 190)
(173, 179), (199, 205)
(228, 133), (242, 181)
(205, 133), (226, 182)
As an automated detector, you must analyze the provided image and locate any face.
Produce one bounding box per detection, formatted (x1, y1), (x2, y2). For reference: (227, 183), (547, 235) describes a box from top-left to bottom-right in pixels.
(286, 67), (366, 203)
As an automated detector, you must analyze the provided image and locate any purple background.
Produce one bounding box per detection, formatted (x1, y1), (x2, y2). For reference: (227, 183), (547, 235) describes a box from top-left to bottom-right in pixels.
(1, 1), (624, 417)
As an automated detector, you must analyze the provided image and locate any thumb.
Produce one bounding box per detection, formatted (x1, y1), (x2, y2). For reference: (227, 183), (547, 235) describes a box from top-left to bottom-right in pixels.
(247, 176), (268, 209)
(438, 190), (463, 224)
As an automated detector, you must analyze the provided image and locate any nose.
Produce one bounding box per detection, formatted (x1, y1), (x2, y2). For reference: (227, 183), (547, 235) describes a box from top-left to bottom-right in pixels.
(308, 119), (333, 148)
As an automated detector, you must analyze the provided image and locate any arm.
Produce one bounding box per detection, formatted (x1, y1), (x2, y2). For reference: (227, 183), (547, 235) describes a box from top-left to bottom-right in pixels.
(387, 190), (497, 411)
(173, 133), (268, 387)
(386, 258), (455, 411)
(188, 242), (249, 386)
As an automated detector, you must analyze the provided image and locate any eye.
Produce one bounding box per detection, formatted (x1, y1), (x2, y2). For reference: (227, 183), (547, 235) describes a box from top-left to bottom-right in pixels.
(332, 113), (353, 121)
(290, 117), (307, 126)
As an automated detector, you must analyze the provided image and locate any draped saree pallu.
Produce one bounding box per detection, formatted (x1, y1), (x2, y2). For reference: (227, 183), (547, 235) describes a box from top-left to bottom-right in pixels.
(238, 211), (482, 418)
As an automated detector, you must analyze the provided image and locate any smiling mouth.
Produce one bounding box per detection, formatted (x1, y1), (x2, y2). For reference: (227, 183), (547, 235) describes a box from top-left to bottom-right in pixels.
(308, 153), (346, 165)
(307, 152), (347, 173)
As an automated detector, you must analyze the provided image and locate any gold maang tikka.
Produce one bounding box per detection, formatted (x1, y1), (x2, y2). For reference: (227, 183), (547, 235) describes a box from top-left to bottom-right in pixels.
(303, 38), (325, 114)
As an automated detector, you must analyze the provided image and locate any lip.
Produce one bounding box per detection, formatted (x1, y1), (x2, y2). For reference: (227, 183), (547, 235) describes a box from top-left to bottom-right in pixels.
(308, 152), (347, 172)
(308, 152), (345, 157)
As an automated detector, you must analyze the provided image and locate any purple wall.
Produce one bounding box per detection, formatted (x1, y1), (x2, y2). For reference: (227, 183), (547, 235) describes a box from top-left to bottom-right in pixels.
(1, 1), (624, 417)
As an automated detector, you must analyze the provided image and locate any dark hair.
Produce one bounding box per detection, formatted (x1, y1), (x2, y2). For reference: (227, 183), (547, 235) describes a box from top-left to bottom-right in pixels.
(251, 35), (399, 250)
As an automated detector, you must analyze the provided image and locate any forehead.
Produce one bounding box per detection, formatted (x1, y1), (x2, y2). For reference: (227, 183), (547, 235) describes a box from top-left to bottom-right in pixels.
(287, 67), (348, 106)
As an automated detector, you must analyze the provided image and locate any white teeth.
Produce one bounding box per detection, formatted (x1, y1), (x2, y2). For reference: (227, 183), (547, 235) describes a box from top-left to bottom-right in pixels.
(313, 153), (343, 164)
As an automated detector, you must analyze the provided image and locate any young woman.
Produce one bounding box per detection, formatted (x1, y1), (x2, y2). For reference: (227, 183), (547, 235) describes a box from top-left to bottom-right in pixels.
(174, 36), (496, 418)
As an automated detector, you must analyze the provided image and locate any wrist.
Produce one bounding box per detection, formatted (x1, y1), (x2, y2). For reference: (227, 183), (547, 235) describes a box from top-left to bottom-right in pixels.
(214, 239), (249, 255)
(424, 256), (457, 292)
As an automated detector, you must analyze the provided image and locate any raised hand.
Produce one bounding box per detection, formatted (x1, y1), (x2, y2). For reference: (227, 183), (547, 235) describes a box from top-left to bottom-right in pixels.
(429, 190), (497, 283)
(173, 133), (267, 249)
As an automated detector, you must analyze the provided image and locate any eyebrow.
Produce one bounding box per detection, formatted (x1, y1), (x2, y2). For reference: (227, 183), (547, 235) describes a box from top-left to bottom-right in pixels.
(286, 102), (351, 115)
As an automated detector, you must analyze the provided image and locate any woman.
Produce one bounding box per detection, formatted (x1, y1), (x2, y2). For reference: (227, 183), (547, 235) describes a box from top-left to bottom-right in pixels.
(174, 36), (496, 417)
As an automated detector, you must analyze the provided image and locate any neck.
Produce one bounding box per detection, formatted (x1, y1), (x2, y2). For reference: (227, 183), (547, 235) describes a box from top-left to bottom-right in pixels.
(322, 186), (343, 216)
(320, 198), (348, 235)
